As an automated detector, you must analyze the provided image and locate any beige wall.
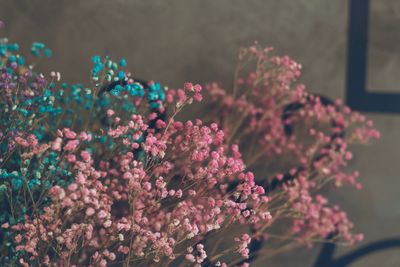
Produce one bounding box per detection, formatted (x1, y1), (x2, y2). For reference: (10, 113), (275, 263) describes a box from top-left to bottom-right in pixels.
(1, 0), (399, 266)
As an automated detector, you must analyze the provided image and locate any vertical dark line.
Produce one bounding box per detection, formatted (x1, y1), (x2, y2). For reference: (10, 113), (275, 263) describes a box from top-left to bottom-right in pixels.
(312, 242), (336, 267)
(346, 0), (369, 109)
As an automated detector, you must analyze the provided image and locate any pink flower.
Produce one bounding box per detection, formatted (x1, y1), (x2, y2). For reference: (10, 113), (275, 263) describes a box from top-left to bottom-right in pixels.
(80, 150), (91, 162)
(52, 137), (63, 151)
(64, 128), (77, 139)
(15, 234), (22, 243)
(193, 93), (203, 102)
(107, 109), (115, 117)
(64, 140), (79, 151)
(68, 183), (78, 191)
(86, 207), (95, 216)
(15, 137), (29, 147)
(97, 210), (108, 219)
(185, 254), (195, 262)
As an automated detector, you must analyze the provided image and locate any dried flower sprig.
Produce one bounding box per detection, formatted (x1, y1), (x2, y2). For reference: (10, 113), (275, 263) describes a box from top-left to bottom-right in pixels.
(201, 43), (379, 262)
(0, 22), (379, 266)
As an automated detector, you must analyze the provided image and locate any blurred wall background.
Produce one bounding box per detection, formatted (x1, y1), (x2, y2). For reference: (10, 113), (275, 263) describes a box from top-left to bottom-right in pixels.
(1, 0), (399, 266)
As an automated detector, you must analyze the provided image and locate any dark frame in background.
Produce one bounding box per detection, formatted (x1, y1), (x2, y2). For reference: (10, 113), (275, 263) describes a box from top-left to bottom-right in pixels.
(312, 1), (400, 266)
(346, 0), (400, 113)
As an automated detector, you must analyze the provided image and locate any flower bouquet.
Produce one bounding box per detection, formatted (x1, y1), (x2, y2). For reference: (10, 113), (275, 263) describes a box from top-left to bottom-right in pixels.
(0, 22), (379, 266)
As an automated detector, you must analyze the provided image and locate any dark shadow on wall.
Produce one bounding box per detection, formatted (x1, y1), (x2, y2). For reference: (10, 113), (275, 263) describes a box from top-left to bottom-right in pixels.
(346, 0), (400, 113)
(312, 237), (400, 267)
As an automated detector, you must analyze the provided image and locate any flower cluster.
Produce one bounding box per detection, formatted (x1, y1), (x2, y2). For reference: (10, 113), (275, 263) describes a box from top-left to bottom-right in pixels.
(0, 23), (378, 267)
(0, 22), (170, 265)
(202, 43), (379, 257)
(11, 112), (269, 266)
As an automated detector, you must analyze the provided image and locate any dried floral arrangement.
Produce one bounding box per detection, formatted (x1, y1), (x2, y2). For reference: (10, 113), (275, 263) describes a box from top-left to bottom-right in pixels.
(0, 21), (379, 267)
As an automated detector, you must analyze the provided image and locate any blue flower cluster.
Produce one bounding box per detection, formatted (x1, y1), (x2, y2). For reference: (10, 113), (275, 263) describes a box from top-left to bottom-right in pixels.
(0, 27), (167, 264)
